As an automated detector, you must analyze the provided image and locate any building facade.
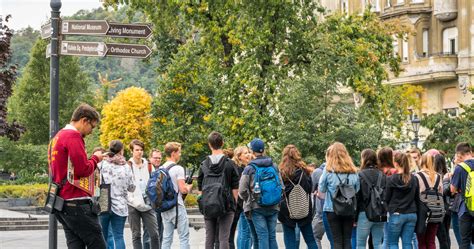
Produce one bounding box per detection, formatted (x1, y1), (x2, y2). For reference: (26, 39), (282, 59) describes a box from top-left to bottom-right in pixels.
(319, 0), (473, 118)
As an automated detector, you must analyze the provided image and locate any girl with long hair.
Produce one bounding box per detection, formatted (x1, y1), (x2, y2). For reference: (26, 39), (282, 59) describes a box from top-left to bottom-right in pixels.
(434, 154), (451, 249)
(356, 149), (386, 249)
(415, 152), (443, 249)
(378, 147), (398, 176)
(319, 142), (360, 249)
(231, 146), (254, 249)
(99, 140), (135, 249)
(385, 152), (419, 249)
(278, 145), (317, 249)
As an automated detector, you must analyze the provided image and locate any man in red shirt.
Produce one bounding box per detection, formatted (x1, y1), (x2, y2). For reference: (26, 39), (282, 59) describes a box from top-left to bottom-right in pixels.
(49, 104), (105, 249)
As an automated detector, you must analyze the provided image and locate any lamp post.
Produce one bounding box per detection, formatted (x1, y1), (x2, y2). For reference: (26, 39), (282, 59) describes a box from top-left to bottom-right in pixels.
(411, 114), (421, 148)
(49, 1), (61, 249)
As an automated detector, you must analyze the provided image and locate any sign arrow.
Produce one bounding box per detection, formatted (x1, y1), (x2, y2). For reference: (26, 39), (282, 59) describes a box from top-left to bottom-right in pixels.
(106, 43), (152, 59)
(61, 20), (109, 35)
(41, 22), (52, 39)
(60, 41), (107, 57)
(107, 23), (152, 39)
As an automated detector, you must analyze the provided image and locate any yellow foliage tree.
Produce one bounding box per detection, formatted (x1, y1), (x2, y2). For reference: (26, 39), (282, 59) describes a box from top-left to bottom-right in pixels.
(100, 87), (152, 149)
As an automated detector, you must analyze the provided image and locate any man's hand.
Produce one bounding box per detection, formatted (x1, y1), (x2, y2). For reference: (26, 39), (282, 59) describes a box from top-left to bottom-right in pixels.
(93, 151), (104, 162)
(185, 183), (193, 193)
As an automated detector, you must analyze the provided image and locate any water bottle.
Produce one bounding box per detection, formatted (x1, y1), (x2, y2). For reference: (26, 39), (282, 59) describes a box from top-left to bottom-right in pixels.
(254, 182), (261, 200)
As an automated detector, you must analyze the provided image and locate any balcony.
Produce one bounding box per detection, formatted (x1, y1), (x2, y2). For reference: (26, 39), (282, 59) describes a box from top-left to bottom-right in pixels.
(381, 1), (432, 19)
(434, 0), (457, 21)
(385, 53), (458, 85)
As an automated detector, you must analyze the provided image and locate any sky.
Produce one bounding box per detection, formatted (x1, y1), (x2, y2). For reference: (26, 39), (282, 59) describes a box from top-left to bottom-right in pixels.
(1, 0), (103, 31)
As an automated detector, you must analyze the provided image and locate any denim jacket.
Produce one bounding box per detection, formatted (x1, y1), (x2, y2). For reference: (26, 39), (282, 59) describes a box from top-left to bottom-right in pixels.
(318, 169), (360, 212)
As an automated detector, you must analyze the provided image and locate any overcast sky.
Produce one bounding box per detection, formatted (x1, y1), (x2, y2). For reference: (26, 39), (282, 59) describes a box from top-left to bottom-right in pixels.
(1, 0), (103, 31)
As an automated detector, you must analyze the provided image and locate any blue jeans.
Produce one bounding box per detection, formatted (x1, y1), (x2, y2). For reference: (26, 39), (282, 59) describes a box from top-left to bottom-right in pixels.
(282, 223), (318, 249)
(356, 212), (384, 249)
(108, 226), (115, 249)
(161, 205), (190, 249)
(237, 212), (253, 249)
(251, 208), (278, 249)
(99, 212), (127, 249)
(352, 227), (356, 249)
(322, 211), (334, 249)
(387, 213), (417, 249)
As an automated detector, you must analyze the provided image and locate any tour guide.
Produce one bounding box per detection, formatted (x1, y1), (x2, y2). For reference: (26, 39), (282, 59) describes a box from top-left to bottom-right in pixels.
(49, 104), (106, 249)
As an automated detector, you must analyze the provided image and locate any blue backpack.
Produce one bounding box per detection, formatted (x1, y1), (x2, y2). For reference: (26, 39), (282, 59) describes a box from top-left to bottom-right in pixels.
(251, 163), (282, 207)
(146, 164), (177, 212)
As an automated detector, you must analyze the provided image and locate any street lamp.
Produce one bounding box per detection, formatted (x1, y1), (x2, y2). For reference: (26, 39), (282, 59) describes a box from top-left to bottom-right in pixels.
(411, 114), (421, 148)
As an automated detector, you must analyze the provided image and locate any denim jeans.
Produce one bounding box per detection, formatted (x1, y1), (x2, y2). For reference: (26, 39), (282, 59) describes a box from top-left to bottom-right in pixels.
(452, 212), (462, 246)
(352, 227), (356, 249)
(251, 208), (278, 249)
(412, 233), (419, 249)
(100, 212), (127, 249)
(107, 224), (115, 249)
(386, 212), (417, 249)
(356, 212), (384, 249)
(237, 212), (253, 249)
(161, 205), (190, 249)
(322, 211), (334, 249)
(282, 223), (318, 249)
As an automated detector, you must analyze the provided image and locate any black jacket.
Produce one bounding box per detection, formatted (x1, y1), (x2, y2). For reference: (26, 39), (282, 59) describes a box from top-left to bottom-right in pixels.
(278, 168), (313, 228)
(385, 173), (419, 214)
(357, 166), (386, 215)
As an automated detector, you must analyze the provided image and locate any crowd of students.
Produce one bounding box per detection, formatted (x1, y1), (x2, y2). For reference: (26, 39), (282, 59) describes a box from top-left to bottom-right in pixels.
(97, 130), (474, 249)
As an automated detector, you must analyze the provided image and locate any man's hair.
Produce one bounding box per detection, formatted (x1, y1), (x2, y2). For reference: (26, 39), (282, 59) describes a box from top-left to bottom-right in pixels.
(70, 104), (100, 123)
(455, 142), (472, 155)
(164, 142), (181, 157)
(208, 131), (224, 150)
(129, 139), (145, 152)
(149, 148), (161, 157)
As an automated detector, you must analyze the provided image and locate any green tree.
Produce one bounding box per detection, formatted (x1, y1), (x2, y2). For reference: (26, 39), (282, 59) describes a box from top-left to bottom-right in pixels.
(9, 27), (40, 74)
(8, 38), (93, 144)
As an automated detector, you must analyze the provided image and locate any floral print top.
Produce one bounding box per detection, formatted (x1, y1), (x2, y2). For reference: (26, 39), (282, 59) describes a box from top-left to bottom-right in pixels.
(100, 160), (135, 217)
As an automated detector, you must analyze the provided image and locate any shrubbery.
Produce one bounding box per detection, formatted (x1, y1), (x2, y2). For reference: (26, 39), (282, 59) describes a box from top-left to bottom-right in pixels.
(0, 183), (48, 205)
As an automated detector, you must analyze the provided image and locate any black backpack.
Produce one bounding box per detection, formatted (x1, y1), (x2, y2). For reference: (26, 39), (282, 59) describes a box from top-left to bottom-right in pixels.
(198, 157), (229, 218)
(360, 171), (387, 222)
(332, 173), (357, 217)
(417, 172), (445, 223)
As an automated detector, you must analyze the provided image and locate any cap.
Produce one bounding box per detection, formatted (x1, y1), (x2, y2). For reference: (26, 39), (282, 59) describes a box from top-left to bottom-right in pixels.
(249, 138), (265, 153)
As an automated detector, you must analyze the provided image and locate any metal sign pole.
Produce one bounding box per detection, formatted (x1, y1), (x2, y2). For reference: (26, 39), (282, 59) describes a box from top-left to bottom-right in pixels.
(49, 0), (61, 248)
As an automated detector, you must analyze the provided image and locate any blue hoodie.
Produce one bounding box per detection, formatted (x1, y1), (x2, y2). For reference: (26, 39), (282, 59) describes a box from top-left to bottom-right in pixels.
(238, 156), (280, 212)
(451, 158), (474, 217)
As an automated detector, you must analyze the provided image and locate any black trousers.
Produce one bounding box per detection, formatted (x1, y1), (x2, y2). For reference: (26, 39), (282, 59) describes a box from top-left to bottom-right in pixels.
(228, 209), (241, 249)
(459, 213), (474, 249)
(436, 212), (451, 249)
(55, 203), (106, 249)
(325, 212), (354, 249)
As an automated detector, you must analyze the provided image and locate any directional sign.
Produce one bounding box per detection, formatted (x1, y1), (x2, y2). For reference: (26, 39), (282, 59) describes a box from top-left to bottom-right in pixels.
(106, 43), (152, 59)
(41, 22), (52, 39)
(60, 41), (107, 57)
(62, 20), (109, 35)
(107, 23), (152, 39)
(46, 43), (51, 58)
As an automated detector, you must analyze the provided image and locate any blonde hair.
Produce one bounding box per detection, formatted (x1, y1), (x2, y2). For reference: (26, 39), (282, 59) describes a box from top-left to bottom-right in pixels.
(420, 152), (437, 183)
(233, 146), (249, 167)
(164, 142), (181, 157)
(325, 142), (358, 173)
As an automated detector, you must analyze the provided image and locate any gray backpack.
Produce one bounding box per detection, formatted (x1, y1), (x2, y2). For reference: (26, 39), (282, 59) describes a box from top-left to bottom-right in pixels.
(284, 172), (311, 220)
(418, 172), (445, 223)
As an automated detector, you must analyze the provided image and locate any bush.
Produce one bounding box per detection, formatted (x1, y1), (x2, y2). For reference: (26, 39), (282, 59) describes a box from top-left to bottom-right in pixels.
(0, 183), (48, 205)
(0, 137), (48, 176)
(184, 193), (198, 207)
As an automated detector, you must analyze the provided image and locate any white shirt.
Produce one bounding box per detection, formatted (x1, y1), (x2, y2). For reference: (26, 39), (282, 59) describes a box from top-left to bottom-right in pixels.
(161, 161), (186, 207)
(100, 160), (134, 217)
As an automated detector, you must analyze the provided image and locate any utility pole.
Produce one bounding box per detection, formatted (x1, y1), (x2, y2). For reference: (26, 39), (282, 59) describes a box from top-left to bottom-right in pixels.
(49, 0), (61, 248)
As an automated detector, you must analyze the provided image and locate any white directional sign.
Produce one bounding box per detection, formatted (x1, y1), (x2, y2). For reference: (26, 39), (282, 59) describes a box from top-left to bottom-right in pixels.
(46, 43), (51, 58)
(62, 20), (109, 35)
(60, 41), (107, 57)
(106, 43), (152, 58)
(107, 23), (153, 39)
(41, 22), (52, 39)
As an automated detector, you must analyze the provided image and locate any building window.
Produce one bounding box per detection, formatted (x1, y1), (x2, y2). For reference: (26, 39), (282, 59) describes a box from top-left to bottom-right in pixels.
(443, 27), (458, 55)
(402, 35), (409, 62)
(444, 108), (459, 118)
(393, 36), (399, 57)
(412, 0), (423, 3)
(442, 87), (460, 117)
(422, 30), (429, 57)
(396, 0), (404, 5)
(367, 0), (381, 11)
(386, 0), (391, 7)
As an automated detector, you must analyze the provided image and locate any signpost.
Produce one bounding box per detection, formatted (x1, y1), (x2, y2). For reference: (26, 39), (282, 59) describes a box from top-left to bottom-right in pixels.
(61, 20), (109, 35)
(41, 22), (52, 39)
(107, 23), (152, 38)
(60, 41), (107, 57)
(106, 43), (152, 58)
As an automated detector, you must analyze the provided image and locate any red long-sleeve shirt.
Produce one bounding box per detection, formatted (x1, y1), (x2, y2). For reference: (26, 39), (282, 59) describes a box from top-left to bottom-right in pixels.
(49, 125), (99, 200)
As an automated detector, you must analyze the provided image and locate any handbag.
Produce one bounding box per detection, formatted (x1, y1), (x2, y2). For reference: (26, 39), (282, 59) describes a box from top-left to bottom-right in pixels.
(97, 172), (111, 215)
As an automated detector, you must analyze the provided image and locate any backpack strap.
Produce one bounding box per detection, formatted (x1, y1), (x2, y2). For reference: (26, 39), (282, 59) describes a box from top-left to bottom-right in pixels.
(433, 174), (441, 192)
(359, 171), (374, 188)
(288, 170), (304, 186)
(375, 171), (383, 188)
(417, 172), (431, 191)
(166, 163), (177, 171)
(148, 163), (153, 175)
(459, 162), (472, 173)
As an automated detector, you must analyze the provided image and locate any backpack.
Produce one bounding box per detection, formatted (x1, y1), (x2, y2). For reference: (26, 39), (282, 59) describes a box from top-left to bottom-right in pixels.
(459, 162), (474, 216)
(332, 173), (357, 217)
(417, 172), (445, 223)
(284, 171), (311, 220)
(199, 157), (229, 218)
(251, 163), (282, 207)
(147, 164), (178, 212)
(360, 170), (387, 222)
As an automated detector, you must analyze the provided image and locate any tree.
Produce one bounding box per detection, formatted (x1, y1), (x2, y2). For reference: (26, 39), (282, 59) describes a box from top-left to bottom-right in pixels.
(100, 87), (152, 149)
(0, 15), (25, 141)
(8, 38), (92, 144)
(9, 26), (40, 74)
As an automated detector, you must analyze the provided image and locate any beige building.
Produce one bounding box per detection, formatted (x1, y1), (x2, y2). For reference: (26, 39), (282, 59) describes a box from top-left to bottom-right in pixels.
(319, 0), (473, 118)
